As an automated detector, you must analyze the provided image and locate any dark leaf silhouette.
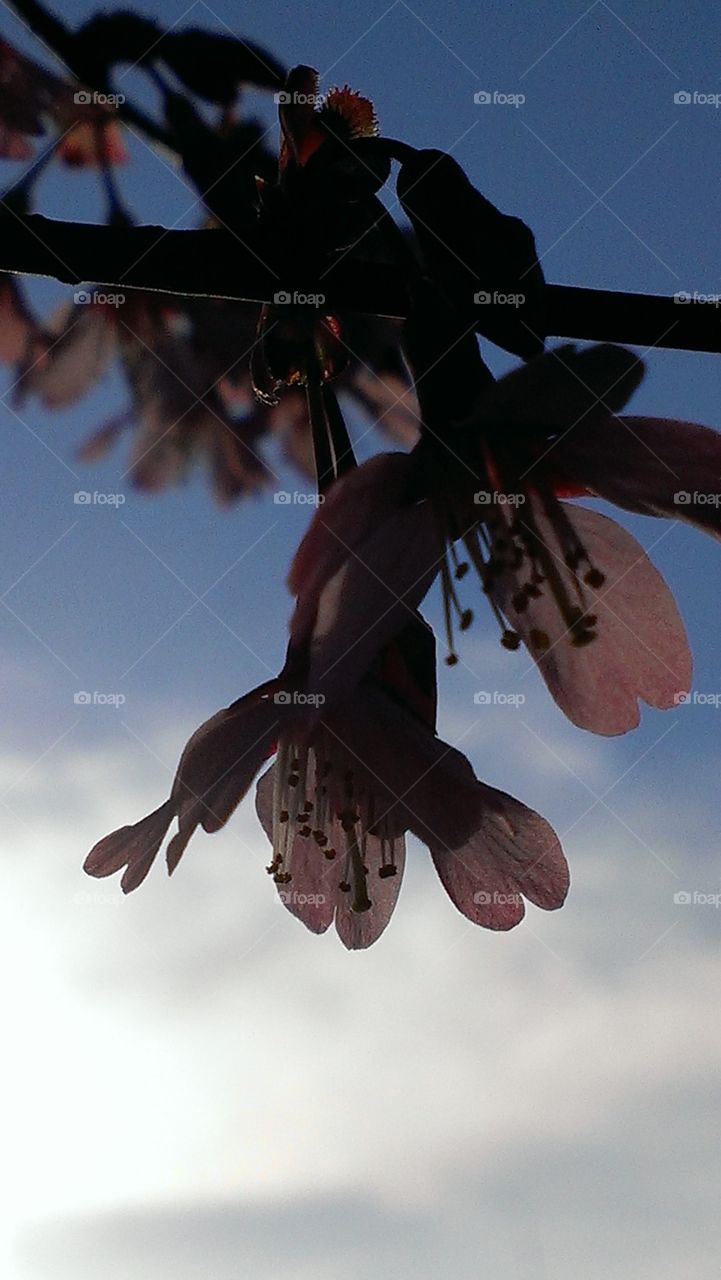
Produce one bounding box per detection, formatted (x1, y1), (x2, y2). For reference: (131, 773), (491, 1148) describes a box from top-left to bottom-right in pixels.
(397, 147), (546, 359)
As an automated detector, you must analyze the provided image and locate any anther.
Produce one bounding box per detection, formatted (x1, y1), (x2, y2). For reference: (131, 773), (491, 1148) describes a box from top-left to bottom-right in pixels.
(530, 628), (550, 651)
(501, 629), (521, 650)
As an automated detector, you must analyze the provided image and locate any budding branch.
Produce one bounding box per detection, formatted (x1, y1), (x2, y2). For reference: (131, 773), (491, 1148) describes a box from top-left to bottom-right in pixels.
(0, 210), (719, 353)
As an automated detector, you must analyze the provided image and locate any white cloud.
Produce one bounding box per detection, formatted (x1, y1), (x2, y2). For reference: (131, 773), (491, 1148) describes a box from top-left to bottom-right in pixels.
(2, 695), (720, 1279)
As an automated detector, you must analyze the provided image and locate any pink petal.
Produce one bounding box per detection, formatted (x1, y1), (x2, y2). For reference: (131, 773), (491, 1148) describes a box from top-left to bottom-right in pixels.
(84, 681), (284, 892)
(427, 786), (567, 930)
(256, 763), (336, 934)
(84, 800), (175, 894)
(166, 682), (284, 872)
(326, 687), (568, 930)
(334, 830), (405, 950)
(554, 415), (721, 539)
(255, 762), (405, 949)
(489, 499), (692, 734)
(288, 451), (416, 604)
(297, 501), (442, 710)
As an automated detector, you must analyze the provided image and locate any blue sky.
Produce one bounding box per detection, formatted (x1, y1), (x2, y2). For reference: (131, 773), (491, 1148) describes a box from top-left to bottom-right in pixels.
(2, 1), (721, 1277)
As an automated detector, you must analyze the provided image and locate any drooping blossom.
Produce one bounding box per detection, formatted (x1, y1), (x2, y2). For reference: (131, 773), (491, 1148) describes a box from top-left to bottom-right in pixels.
(301, 344), (721, 735)
(3, 281), (418, 501)
(83, 486), (568, 946)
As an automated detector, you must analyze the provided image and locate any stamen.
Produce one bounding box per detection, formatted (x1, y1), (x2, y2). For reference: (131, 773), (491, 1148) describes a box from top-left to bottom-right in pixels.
(463, 526), (521, 651)
(439, 540), (476, 664)
(440, 555), (460, 665)
(449, 540), (469, 580)
(347, 839), (372, 913)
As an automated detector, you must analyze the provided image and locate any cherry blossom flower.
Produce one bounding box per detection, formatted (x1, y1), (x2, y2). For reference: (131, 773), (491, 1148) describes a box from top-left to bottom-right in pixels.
(83, 667), (568, 947)
(303, 344), (721, 735)
(3, 281), (417, 501)
(10, 290), (267, 502)
(83, 492), (567, 946)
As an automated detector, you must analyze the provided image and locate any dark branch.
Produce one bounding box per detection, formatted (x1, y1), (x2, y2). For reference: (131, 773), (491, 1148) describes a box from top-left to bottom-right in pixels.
(0, 211), (718, 352)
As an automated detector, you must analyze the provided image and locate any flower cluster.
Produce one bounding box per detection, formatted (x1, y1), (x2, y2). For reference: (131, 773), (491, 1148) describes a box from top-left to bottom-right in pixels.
(10, 59), (710, 947)
(0, 40), (419, 504)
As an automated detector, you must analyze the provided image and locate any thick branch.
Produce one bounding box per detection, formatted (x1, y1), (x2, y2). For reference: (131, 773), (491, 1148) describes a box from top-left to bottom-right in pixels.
(0, 211), (719, 352)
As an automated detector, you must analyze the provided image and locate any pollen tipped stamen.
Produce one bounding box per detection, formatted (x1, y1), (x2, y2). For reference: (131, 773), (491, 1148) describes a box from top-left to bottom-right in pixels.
(449, 540), (469, 580)
(439, 541), (477, 665)
(271, 732), (391, 917)
(461, 525), (521, 652)
(347, 838), (372, 914)
(506, 494), (600, 648)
